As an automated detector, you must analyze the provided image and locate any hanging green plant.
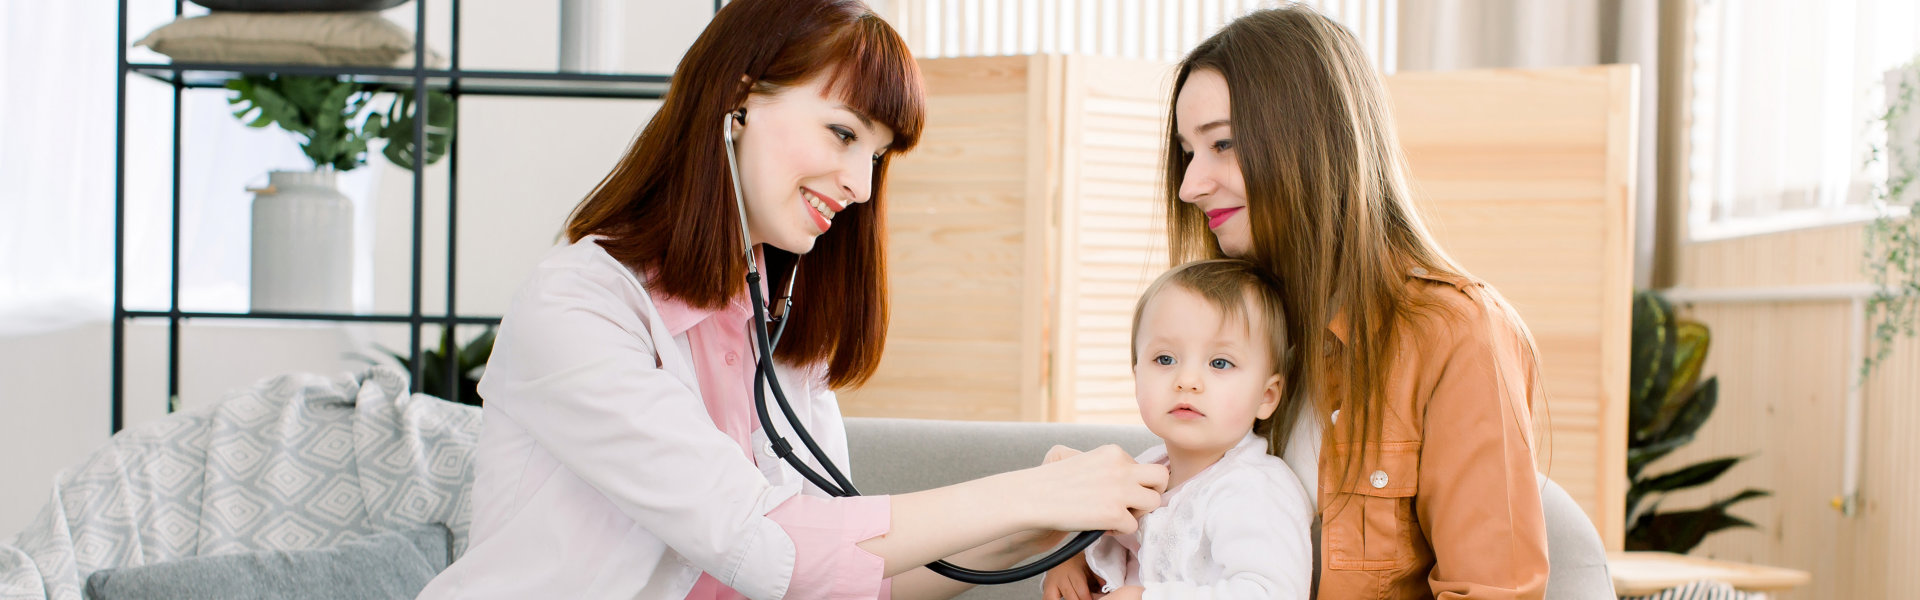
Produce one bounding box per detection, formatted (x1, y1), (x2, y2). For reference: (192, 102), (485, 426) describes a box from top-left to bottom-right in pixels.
(225, 74), (456, 172)
(1862, 58), (1920, 382)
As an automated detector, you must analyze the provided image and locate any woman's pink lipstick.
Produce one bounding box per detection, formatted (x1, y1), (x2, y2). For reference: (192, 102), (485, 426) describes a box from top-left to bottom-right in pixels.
(802, 188), (842, 234)
(1205, 207), (1243, 229)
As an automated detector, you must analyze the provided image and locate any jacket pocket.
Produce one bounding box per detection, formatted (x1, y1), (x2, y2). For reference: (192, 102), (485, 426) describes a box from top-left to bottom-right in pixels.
(1324, 441), (1420, 571)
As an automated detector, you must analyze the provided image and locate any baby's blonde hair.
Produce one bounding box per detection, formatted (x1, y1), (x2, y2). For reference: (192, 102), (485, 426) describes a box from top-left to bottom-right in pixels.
(1130, 259), (1293, 379)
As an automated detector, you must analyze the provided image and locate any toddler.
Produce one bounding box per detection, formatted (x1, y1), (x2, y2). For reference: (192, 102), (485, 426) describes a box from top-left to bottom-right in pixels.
(1042, 259), (1313, 600)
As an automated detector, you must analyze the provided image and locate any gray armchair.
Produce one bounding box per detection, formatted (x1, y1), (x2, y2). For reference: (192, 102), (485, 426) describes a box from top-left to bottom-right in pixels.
(844, 417), (1613, 600)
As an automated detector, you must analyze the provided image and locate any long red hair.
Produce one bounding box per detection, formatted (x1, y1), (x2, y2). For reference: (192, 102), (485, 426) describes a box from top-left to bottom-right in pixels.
(564, 0), (923, 389)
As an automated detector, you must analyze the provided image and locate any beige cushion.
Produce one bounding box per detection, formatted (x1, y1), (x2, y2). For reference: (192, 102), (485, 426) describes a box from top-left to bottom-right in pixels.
(134, 11), (443, 67)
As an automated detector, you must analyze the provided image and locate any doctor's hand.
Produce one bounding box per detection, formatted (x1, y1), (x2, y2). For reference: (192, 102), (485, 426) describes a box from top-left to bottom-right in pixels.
(1044, 445), (1160, 522)
(1020, 445), (1166, 535)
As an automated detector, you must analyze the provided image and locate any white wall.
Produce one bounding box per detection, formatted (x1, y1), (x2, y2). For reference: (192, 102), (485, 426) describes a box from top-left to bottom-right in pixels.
(0, 0), (714, 536)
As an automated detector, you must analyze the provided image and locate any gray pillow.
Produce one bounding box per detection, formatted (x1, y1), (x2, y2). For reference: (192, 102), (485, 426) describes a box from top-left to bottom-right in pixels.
(83, 523), (452, 600)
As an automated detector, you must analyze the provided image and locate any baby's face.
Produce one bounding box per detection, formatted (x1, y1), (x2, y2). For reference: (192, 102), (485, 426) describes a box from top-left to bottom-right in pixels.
(1132, 286), (1283, 457)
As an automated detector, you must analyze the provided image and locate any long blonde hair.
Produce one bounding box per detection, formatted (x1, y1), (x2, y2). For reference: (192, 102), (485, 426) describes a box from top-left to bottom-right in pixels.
(1162, 5), (1541, 498)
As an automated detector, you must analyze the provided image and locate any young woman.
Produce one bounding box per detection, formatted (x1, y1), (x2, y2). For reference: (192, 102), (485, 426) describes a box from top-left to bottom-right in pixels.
(416, 1), (1167, 598)
(1163, 6), (1551, 599)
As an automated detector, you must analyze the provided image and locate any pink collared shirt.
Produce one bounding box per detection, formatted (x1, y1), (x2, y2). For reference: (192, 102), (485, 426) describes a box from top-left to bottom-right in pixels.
(653, 272), (894, 600)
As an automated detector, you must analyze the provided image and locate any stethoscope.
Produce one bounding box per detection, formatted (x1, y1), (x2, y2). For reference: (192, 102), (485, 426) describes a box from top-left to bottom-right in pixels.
(722, 109), (1101, 585)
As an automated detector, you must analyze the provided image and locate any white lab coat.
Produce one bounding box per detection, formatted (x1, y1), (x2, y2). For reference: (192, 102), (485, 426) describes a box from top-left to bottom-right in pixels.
(417, 237), (860, 600)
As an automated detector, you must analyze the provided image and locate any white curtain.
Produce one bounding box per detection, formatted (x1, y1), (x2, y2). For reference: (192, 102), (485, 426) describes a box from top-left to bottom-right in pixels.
(0, 1), (377, 338)
(0, 0), (123, 336)
(1685, 0), (1920, 240)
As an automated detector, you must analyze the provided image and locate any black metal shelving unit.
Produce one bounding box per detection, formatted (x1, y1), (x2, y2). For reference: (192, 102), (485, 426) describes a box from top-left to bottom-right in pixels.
(111, 0), (684, 433)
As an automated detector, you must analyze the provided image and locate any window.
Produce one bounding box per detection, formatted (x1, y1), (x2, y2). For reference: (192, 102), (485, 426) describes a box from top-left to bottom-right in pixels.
(1685, 0), (1919, 241)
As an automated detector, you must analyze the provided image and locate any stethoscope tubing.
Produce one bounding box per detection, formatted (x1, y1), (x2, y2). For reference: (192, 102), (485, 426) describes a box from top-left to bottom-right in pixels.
(724, 110), (1101, 585)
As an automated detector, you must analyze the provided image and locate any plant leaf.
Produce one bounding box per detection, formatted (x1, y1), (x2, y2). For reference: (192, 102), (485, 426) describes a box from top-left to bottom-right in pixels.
(1712, 488), (1771, 510)
(1626, 507), (1758, 554)
(1655, 378), (1719, 443)
(376, 89), (456, 169)
(1630, 291), (1677, 440)
(1626, 495), (1662, 532)
(460, 328), (497, 374)
(222, 74), (371, 171)
(1636, 456), (1743, 495)
(1667, 321), (1711, 404)
(1627, 432), (1694, 480)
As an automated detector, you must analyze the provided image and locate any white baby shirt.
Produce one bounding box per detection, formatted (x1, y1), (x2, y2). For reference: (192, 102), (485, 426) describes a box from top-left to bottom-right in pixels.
(1085, 432), (1315, 599)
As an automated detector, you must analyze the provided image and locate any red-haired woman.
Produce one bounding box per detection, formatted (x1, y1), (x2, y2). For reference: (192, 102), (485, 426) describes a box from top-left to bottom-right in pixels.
(415, 1), (1167, 599)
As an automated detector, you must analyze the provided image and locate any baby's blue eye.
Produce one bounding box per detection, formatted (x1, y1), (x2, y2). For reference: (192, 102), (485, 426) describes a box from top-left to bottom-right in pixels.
(1154, 355), (1175, 366)
(1210, 358), (1234, 369)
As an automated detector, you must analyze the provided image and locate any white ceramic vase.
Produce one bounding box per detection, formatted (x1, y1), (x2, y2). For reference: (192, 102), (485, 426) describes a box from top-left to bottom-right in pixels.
(250, 170), (354, 313)
(559, 0), (623, 73)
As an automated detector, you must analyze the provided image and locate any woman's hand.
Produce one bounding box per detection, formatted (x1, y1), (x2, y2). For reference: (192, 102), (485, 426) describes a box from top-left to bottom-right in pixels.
(999, 445), (1103, 558)
(1040, 553), (1097, 600)
(1018, 444), (1166, 534)
(1043, 445), (1163, 521)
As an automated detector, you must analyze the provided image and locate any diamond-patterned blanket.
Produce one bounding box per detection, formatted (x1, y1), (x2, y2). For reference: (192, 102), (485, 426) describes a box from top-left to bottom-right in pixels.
(0, 366), (481, 600)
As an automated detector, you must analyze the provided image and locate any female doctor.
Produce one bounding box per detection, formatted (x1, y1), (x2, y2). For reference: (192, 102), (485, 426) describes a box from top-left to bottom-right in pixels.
(414, 1), (1168, 599)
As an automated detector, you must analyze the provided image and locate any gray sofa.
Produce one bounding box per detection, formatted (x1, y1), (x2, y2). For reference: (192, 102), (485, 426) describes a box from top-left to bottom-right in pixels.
(844, 417), (1614, 600)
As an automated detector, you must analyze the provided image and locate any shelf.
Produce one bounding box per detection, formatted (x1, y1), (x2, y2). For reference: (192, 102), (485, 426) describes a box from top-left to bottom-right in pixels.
(128, 61), (672, 99)
(124, 310), (502, 326)
(112, 0), (655, 428)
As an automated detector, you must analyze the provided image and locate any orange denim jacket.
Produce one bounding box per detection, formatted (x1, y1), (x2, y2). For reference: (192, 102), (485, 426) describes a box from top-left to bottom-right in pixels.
(1312, 269), (1549, 600)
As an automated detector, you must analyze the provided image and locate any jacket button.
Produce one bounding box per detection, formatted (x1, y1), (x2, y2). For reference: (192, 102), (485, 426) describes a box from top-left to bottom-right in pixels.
(1370, 470), (1389, 488)
(725, 352), (739, 366)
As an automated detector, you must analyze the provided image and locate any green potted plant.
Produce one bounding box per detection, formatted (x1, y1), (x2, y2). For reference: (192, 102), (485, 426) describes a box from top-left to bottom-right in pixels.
(225, 74), (454, 313)
(1625, 290), (1770, 553)
(358, 327), (494, 406)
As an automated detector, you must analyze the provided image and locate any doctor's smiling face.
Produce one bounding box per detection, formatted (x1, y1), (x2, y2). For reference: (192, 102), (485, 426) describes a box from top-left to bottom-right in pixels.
(733, 73), (896, 256)
(1174, 68), (1252, 258)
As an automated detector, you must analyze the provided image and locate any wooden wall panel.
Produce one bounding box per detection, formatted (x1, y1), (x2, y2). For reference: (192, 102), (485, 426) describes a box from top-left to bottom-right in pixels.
(1673, 224), (1920, 599)
(1056, 56), (1178, 425)
(837, 56), (1044, 422)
